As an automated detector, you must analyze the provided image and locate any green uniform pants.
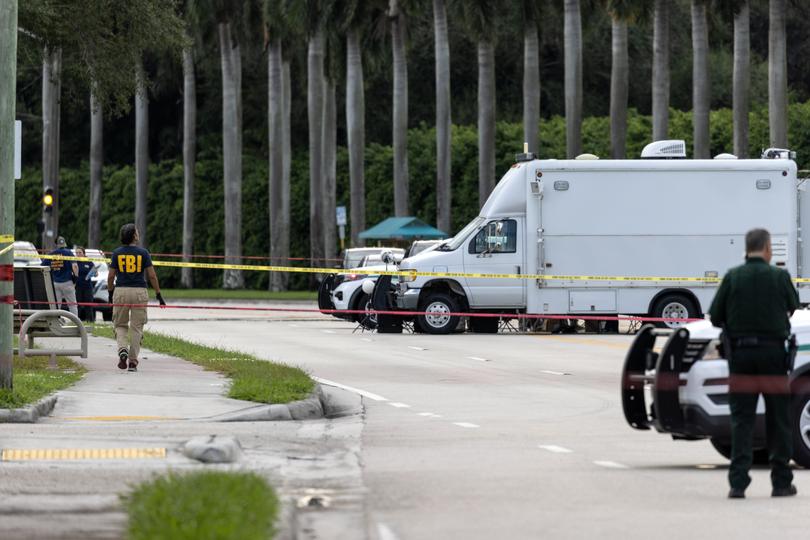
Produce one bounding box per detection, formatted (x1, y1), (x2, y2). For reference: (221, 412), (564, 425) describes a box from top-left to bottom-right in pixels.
(728, 345), (793, 490)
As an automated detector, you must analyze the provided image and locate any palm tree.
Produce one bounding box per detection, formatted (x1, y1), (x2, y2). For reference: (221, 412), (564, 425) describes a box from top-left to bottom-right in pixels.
(769, 0), (787, 147)
(732, 0), (750, 157)
(390, 0), (409, 216)
(522, 0), (540, 156)
(135, 62), (149, 247)
(321, 27), (339, 262)
(692, 0), (710, 158)
(433, 0), (451, 233)
(88, 90), (103, 248)
(41, 47), (61, 250)
(345, 22), (366, 246)
(462, 0), (500, 206)
(304, 1), (326, 274)
(652, 0), (670, 141)
(564, 0), (582, 158)
(181, 44), (196, 288)
(282, 58), (292, 275)
(605, 1), (634, 158)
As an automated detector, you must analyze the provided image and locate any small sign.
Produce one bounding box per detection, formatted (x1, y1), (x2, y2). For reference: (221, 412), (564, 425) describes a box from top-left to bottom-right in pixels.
(14, 120), (21, 180)
(336, 205), (347, 226)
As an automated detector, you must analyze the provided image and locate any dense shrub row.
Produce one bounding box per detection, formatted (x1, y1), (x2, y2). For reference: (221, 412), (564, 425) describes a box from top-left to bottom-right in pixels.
(16, 103), (810, 289)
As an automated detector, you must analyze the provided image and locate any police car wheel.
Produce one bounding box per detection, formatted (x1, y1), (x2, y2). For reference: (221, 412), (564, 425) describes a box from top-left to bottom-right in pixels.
(791, 382), (810, 468)
(354, 293), (377, 330)
(417, 293), (459, 335)
(651, 294), (698, 329)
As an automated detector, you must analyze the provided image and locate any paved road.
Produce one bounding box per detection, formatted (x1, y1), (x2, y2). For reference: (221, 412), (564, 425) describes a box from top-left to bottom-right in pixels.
(146, 306), (810, 540)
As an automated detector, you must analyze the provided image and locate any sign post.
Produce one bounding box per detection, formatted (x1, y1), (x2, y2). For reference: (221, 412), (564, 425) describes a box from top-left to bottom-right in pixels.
(336, 205), (347, 250)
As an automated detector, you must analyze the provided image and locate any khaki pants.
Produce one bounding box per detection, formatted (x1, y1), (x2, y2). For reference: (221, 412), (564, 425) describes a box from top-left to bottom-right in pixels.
(113, 288), (149, 362)
(53, 280), (78, 317)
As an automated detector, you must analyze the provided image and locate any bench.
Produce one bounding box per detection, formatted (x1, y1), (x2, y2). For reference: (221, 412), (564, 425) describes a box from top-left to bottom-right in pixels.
(13, 266), (88, 366)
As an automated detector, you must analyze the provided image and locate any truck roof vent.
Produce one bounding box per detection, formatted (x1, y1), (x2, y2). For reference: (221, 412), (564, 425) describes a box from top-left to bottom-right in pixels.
(641, 140), (687, 159)
(714, 153), (737, 159)
(575, 153), (599, 160)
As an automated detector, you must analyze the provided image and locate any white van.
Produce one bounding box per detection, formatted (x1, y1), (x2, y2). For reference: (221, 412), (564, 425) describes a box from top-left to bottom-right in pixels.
(394, 141), (810, 334)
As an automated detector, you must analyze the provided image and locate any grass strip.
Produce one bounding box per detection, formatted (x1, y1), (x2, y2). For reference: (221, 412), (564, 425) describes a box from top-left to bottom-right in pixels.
(93, 326), (314, 404)
(125, 471), (279, 540)
(0, 339), (86, 408)
(157, 289), (317, 301)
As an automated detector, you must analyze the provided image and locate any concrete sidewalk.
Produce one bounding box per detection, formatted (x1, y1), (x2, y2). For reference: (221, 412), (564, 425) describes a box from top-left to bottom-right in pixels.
(42, 332), (256, 421)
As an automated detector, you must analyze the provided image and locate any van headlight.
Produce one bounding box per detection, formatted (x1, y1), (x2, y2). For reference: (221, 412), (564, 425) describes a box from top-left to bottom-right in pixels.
(398, 270), (416, 282)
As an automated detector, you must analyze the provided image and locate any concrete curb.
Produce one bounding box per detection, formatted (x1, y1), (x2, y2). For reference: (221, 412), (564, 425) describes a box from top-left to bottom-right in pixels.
(202, 384), (363, 422)
(0, 395), (58, 423)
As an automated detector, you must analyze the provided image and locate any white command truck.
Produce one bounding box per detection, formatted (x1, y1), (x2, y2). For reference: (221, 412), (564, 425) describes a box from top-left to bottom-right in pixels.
(393, 141), (810, 334)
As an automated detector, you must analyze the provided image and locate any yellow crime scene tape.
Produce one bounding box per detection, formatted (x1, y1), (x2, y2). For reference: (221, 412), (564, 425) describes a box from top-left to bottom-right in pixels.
(14, 249), (810, 284)
(0, 235), (14, 257)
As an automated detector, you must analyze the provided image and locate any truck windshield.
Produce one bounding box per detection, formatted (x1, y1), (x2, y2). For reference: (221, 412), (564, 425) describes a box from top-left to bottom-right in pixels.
(437, 217), (486, 251)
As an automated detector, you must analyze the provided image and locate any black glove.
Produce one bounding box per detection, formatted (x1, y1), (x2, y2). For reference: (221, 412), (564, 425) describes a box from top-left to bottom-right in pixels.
(108, 290), (114, 305)
(156, 292), (166, 306)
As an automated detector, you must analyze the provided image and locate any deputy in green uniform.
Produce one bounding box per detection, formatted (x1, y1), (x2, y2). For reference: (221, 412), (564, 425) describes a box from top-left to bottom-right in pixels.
(709, 228), (799, 499)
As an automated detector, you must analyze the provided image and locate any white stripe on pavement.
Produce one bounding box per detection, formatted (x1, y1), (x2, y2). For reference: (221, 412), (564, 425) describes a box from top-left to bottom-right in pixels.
(467, 356), (489, 362)
(377, 523), (400, 540)
(407, 346), (427, 351)
(417, 412), (442, 418)
(540, 370), (570, 376)
(312, 377), (388, 402)
(593, 460), (629, 469)
(388, 402), (411, 408)
(538, 445), (573, 453)
(453, 422), (480, 428)
(322, 330), (336, 334)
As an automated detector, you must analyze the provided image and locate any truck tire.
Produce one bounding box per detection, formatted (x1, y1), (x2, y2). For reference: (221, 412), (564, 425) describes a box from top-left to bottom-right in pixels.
(417, 292), (459, 335)
(470, 316), (499, 334)
(651, 294), (698, 329)
(353, 292), (377, 330)
(791, 380), (810, 468)
(710, 438), (769, 465)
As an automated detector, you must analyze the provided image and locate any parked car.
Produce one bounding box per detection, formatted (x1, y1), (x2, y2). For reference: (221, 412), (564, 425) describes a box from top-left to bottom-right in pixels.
(84, 248), (112, 321)
(12, 241), (41, 267)
(341, 247), (405, 270)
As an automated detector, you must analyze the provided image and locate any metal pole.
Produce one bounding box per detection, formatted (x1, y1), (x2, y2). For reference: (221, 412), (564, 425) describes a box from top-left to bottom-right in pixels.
(0, 0), (19, 389)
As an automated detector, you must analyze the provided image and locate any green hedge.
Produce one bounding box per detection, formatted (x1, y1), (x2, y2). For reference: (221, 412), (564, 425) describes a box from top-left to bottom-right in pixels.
(16, 102), (810, 289)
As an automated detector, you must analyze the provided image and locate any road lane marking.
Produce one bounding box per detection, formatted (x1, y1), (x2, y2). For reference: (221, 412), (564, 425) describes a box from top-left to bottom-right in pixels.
(407, 346), (427, 351)
(361, 338), (373, 342)
(467, 356), (489, 362)
(2, 447), (166, 461)
(593, 460), (629, 469)
(388, 402), (411, 408)
(539, 370), (570, 376)
(312, 377), (388, 401)
(322, 330), (336, 334)
(453, 422), (479, 428)
(538, 445), (573, 453)
(288, 324), (299, 328)
(417, 412), (442, 418)
(377, 523), (400, 540)
(62, 416), (178, 421)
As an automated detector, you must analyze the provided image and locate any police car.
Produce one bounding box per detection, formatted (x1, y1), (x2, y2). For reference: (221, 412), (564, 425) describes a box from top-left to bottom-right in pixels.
(622, 311), (810, 467)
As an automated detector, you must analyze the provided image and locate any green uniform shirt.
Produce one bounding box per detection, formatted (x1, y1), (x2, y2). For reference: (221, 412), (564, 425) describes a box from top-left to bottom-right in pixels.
(709, 257), (800, 338)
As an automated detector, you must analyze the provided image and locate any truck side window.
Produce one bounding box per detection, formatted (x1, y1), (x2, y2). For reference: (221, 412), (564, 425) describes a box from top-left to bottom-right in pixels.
(469, 219), (517, 254)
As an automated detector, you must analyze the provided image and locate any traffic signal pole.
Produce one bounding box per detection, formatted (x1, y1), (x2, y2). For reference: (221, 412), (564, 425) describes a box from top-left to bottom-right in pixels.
(0, 1), (18, 389)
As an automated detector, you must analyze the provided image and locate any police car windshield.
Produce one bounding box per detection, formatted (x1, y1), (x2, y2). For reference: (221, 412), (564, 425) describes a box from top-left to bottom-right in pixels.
(438, 217), (486, 251)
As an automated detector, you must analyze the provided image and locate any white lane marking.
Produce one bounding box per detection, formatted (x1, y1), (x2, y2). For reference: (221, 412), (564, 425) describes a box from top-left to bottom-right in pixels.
(417, 412), (442, 418)
(538, 444), (573, 453)
(312, 377), (388, 402)
(361, 338), (373, 342)
(388, 402), (411, 408)
(288, 324), (299, 328)
(453, 422), (480, 428)
(467, 356), (489, 362)
(407, 346), (427, 351)
(540, 369), (570, 376)
(322, 330), (336, 334)
(377, 523), (400, 540)
(593, 460), (629, 469)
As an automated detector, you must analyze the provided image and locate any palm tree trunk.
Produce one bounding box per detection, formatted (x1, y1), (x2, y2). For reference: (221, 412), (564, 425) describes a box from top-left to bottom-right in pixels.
(281, 59), (291, 285)
(88, 90), (102, 248)
(181, 47), (196, 288)
(691, 1), (710, 159)
(768, 0), (787, 148)
(652, 0), (670, 141)
(477, 40), (495, 206)
(610, 18), (628, 159)
(308, 29), (325, 274)
(219, 22), (244, 288)
(41, 47), (61, 251)
(564, 0), (582, 158)
(268, 39), (284, 291)
(322, 79), (337, 261)
(733, 0), (750, 158)
(523, 22), (540, 156)
(346, 30), (366, 247)
(391, 0), (409, 216)
(433, 0), (451, 234)
(135, 62), (148, 247)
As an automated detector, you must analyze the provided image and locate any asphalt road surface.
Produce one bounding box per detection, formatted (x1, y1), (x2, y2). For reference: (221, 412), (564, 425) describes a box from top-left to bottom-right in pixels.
(147, 304), (810, 539)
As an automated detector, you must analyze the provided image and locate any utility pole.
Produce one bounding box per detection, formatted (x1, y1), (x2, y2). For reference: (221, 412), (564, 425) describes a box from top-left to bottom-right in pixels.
(0, 0), (19, 389)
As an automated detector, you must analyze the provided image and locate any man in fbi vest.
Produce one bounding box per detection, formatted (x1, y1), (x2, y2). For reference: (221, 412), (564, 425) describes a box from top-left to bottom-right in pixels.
(107, 223), (165, 371)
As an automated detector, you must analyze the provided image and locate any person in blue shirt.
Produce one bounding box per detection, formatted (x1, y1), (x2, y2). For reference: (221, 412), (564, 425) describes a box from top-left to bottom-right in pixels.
(107, 224), (165, 371)
(42, 236), (78, 316)
(74, 247), (96, 322)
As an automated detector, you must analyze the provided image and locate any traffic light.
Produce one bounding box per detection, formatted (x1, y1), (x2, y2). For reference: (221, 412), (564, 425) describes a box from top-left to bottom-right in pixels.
(43, 186), (54, 214)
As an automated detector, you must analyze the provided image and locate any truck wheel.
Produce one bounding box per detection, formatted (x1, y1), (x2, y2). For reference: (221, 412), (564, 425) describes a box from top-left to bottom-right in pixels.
(791, 381), (810, 468)
(710, 438), (770, 465)
(354, 293), (377, 330)
(417, 292), (459, 335)
(651, 294), (698, 329)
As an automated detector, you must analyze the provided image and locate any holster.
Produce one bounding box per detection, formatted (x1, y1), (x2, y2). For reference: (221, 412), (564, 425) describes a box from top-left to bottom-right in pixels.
(787, 334), (798, 372)
(719, 329), (733, 363)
